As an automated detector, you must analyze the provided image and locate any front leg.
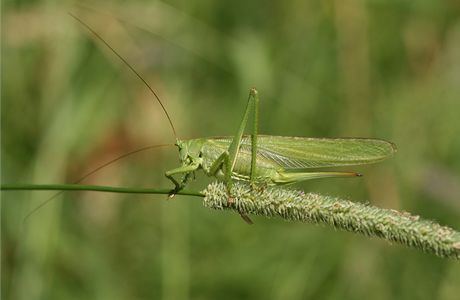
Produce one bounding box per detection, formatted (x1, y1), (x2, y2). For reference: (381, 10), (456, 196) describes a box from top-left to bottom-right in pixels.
(165, 163), (199, 197)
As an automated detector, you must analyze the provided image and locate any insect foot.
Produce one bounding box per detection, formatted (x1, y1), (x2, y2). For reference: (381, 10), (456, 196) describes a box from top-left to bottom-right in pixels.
(167, 186), (182, 199)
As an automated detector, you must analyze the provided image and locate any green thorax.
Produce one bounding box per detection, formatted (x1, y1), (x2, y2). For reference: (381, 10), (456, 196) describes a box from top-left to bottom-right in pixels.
(176, 137), (278, 182)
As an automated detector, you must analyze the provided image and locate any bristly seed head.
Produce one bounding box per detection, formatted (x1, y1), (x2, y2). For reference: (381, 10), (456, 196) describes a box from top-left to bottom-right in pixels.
(203, 181), (460, 260)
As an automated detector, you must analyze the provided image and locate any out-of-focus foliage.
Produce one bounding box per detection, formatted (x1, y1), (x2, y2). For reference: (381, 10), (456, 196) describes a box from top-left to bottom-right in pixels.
(2, 1), (460, 299)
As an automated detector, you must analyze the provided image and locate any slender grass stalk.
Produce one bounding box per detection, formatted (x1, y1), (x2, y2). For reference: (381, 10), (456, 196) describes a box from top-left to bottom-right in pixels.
(1, 183), (204, 197)
(204, 182), (460, 259)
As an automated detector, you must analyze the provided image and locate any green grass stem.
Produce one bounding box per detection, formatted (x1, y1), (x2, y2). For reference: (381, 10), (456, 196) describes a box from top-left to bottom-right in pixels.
(1, 183), (204, 197)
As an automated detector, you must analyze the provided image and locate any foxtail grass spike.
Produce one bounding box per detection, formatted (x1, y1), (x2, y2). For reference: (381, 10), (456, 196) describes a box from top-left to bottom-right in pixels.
(203, 182), (460, 259)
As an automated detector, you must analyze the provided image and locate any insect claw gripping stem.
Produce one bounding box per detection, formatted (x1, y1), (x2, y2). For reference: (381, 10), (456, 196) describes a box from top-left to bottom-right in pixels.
(166, 181), (184, 199)
(167, 190), (177, 199)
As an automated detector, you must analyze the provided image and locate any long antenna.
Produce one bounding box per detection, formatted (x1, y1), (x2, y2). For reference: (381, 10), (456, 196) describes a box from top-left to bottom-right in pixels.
(23, 144), (174, 223)
(69, 12), (178, 140)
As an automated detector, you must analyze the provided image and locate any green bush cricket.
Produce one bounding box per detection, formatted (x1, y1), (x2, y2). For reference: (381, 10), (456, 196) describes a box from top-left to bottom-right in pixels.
(165, 87), (395, 222)
(46, 14), (396, 223)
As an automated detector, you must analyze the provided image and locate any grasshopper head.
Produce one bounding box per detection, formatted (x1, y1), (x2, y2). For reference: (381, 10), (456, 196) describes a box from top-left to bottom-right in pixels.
(176, 139), (203, 165)
(176, 140), (188, 163)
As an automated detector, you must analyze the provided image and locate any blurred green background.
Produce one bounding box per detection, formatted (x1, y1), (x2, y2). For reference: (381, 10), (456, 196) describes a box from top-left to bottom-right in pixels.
(2, 0), (460, 299)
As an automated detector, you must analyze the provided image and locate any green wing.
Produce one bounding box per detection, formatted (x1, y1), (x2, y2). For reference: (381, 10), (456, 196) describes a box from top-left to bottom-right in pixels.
(209, 135), (396, 169)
